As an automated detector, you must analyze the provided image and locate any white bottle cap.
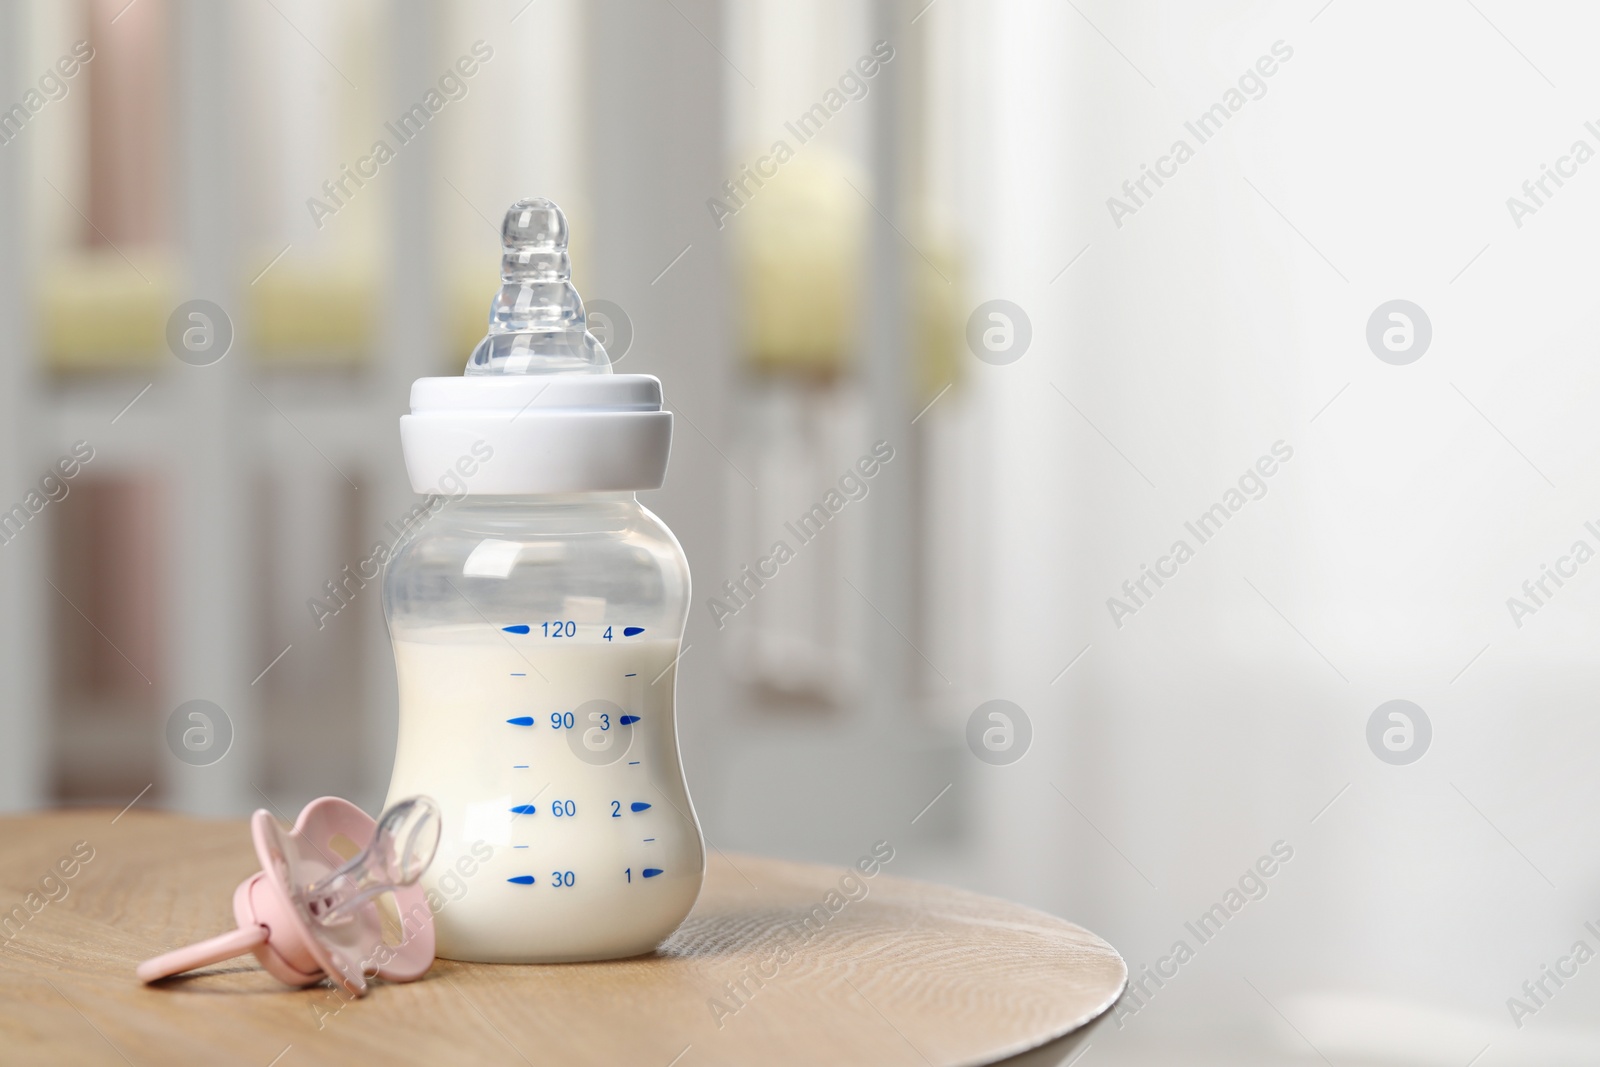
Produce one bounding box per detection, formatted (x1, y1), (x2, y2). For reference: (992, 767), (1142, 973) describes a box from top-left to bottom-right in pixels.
(400, 374), (672, 495)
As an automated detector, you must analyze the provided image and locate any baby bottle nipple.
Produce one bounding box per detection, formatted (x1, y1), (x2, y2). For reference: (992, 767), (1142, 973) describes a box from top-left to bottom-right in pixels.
(136, 796), (441, 996)
(466, 197), (611, 376)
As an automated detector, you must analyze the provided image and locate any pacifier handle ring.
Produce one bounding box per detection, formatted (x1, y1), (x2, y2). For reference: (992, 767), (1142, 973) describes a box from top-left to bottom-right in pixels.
(136, 925), (268, 984)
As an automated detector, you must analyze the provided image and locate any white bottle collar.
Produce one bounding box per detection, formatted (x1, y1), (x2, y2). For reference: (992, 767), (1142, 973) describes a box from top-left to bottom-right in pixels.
(400, 373), (673, 496)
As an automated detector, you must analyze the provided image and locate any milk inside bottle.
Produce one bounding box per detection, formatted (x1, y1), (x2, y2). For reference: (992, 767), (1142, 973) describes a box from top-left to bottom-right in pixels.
(382, 198), (703, 962)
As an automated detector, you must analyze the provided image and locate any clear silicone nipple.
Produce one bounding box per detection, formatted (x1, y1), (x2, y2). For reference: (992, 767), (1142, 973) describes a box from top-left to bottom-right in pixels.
(465, 198), (611, 376)
(302, 796), (441, 924)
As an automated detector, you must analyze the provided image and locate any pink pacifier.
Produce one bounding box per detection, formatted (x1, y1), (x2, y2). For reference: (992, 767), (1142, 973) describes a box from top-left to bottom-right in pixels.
(137, 796), (441, 996)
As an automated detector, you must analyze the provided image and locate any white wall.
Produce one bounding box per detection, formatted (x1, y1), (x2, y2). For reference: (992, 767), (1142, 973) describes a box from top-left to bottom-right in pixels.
(970, 0), (1600, 1061)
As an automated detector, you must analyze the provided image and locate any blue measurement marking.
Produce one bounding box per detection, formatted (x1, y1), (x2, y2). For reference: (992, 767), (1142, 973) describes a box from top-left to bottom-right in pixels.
(514, 845), (529, 849)
(507, 875), (535, 885)
(630, 802), (651, 813)
(624, 673), (637, 677)
(513, 764), (528, 769)
(624, 627), (644, 637)
(506, 716), (535, 726)
(628, 761), (640, 765)
(503, 624), (531, 634)
(620, 715), (640, 725)
(509, 804), (537, 815)
(642, 868), (663, 878)
(511, 672), (526, 677)
(643, 838), (655, 842)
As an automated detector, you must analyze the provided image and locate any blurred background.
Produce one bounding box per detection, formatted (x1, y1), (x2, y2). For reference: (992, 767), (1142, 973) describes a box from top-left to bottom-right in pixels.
(4, 0), (1600, 1062)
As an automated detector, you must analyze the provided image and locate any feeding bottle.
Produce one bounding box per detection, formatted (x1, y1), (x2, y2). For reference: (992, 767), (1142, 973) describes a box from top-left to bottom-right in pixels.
(382, 198), (703, 962)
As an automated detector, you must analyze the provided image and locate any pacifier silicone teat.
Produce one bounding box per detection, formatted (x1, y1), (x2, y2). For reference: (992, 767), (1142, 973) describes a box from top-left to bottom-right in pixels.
(465, 197), (611, 376)
(137, 796), (441, 996)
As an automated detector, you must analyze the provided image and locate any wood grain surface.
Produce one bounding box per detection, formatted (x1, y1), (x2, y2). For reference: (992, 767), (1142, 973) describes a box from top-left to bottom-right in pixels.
(0, 811), (1125, 1066)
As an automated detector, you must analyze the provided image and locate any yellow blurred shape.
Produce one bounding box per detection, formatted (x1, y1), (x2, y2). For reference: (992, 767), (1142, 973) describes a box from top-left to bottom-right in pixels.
(733, 151), (964, 403)
(447, 260), (500, 374)
(249, 255), (376, 366)
(40, 248), (382, 370)
(734, 150), (865, 381)
(41, 249), (173, 371)
(912, 219), (961, 404)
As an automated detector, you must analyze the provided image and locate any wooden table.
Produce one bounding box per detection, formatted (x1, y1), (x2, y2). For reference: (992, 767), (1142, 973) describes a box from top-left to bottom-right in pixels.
(0, 812), (1125, 1066)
